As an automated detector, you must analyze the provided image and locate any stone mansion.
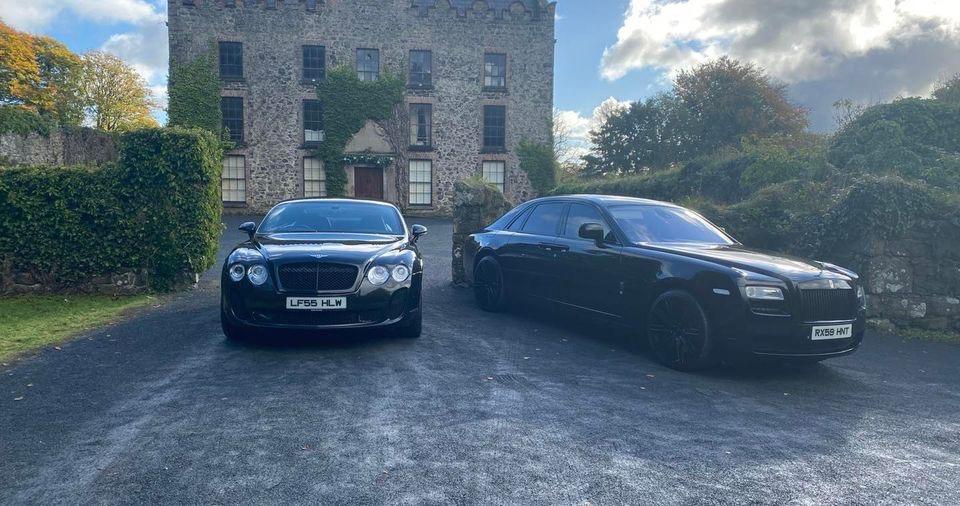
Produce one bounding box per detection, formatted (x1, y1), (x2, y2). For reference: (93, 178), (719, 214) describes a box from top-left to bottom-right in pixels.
(168, 0), (556, 214)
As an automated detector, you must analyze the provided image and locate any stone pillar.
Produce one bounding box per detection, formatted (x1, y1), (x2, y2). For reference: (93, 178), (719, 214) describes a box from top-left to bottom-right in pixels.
(451, 178), (513, 286)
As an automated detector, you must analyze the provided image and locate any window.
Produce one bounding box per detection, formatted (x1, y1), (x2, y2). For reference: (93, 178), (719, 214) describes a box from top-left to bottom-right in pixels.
(484, 53), (506, 89)
(303, 158), (326, 197)
(409, 104), (432, 149)
(482, 161), (505, 192)
(260, 201), (405, 235)
(409, 50), (432, 87)
(521, 203), (564, 236)
(608, 205), (734, 245)
(303, 99), (324, 145)
(303, 45), (326, 81)
(357, 49), (379, 82)
(408, 160), (432, 205)
(222, 156), (246, 203)
(564, 203), (612, 242)
(221, 97), (244, 144)
(483, 105), (506, 151)
(219, 42), (243, 79)
(506, 207), (533, 232)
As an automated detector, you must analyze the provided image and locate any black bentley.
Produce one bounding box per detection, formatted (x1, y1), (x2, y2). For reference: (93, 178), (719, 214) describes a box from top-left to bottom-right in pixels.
(464, 195), (866, 370)
(220, 199), (427, 340)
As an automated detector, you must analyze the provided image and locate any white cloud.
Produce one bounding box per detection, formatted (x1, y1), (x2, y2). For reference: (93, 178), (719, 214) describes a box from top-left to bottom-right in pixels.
(557, 97), (632, 142)
(0, 0), (163, 31)
(101, 20), (168, 84)
(600, 0), (960, 129)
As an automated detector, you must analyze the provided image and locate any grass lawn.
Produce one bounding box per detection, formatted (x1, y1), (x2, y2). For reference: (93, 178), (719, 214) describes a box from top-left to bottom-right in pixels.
(0, 294), (155, 361)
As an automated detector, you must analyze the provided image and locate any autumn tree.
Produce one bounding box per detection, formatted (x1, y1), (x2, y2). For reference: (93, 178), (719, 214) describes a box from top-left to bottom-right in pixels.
(80, 51), (158, 132)
(0, 21), (84, 125)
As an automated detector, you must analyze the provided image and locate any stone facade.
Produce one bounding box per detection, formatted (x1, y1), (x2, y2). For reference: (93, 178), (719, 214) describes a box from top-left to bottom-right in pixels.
(168, 0), (556, 215)
(451, 177), (512, 285)
(0, 128), (117, 167)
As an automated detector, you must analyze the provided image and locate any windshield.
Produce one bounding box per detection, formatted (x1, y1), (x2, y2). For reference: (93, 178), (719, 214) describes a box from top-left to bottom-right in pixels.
(258, 201), (405, 235)
(608, 204), (733, 245)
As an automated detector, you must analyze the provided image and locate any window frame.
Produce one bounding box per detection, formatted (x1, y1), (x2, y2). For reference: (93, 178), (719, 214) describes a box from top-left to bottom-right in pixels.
(356, 48), (380, 82)
(408, 159), (433, 207)
(302, 99), (324, 146)
(561, 202), (619, 244)
(218, 41), (243, 80)
(409, 103), (433, 150)
(221, 96), (244, 144)
(221, 155), (246, 205)
(303, 157), (327, 198)
(483, 53), (507, 90)
(302, 45), (326, 82)
(409, 50), (432, 88)
(482, 105), (506, 152)
(481, 160), (506, 192)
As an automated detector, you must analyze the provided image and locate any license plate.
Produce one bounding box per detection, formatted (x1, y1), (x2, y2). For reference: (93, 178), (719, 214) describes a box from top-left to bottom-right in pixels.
(286, 297), (347, 310)
(811, 324), (853, 340)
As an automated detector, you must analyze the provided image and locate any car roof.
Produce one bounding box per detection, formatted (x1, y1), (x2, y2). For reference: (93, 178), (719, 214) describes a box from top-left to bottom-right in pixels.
(521, 194), (681, 208)
(272, 197), (400, 209)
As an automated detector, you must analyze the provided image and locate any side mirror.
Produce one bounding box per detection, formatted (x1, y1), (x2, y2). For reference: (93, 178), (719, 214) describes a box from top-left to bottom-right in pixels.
(239, 221), (257, 239)
(411, 224), (428, 242)
(579, 223), (605, 245)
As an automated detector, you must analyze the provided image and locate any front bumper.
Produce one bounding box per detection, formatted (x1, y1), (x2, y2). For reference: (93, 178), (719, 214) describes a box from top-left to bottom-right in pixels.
(221, 272), (422, 331)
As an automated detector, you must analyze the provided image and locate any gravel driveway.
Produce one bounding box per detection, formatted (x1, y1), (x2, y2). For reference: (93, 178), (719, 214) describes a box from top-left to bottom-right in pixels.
(2, 215), (958, 504)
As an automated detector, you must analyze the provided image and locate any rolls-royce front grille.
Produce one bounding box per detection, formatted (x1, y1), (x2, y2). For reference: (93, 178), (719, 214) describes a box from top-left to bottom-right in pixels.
(277, 263), (359, 292)
(799, 288), (857, 322)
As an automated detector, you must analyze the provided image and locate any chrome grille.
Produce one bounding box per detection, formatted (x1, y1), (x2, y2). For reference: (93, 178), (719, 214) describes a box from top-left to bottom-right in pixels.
(799, 288), (857, 322)
(277, 263), (359, 292)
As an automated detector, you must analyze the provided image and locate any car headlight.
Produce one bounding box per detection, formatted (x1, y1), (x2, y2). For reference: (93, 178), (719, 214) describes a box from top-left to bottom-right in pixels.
(247, 265), (268, 286)
(367, 265), (390, 285)
(745, 286), (784, 301)
(391, 265), (410, 283)
(857, 285), (867, 309)
(229, 264), (245, 282)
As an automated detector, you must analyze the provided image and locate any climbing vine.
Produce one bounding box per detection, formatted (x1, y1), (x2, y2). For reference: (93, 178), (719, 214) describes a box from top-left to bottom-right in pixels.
(314, 66), (404, 196)
(167, 50), (223, 136)
(517, 139), (558, 195)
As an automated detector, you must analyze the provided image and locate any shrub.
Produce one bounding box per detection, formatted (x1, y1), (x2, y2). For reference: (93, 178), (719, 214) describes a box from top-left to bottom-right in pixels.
(0, 105), (54, 136)
(0, 127), (222, 291)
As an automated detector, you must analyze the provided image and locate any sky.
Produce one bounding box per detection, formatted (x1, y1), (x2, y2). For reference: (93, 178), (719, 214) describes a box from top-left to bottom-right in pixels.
(3, 0), (960, 150)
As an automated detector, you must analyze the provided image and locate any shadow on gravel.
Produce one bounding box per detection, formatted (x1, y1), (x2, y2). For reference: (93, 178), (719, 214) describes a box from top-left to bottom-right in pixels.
(222, 328), (415, 352)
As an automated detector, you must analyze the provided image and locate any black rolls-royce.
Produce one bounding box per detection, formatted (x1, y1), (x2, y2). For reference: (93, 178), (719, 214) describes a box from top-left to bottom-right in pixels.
(220, 199), (427, 340)
(464, 195), (866, 370)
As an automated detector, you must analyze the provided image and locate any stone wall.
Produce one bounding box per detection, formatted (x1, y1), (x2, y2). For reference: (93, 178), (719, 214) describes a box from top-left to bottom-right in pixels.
(169, 0), (555, 214)
(0, 128), (117, 167)
(847, 220), (960, 331)
(451, 178), (513, 285)
(0, 265), (150, 296)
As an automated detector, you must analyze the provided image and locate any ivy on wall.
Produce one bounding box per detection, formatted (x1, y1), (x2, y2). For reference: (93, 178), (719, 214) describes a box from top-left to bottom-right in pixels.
(314, 66), (404, 196)
(517, 139), (558, 195)
(0, 106), (55, 137)
(167, 50), (223, 136)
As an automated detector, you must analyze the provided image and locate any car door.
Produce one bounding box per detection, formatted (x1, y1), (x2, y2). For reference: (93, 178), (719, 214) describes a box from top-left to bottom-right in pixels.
(551, 202), (624, 317)
(506, 201), (566, 299)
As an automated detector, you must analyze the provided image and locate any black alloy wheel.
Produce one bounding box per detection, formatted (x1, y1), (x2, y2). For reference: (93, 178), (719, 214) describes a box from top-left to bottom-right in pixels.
(473, 256), (508, 312)
(646, 290), (714, 371)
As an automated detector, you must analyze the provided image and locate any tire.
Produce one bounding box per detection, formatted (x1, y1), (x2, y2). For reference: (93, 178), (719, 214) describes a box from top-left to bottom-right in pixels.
(220, 308), (249, 342)
(473, 256), (509, 312)
(646, 289), (715, 371)
(396, 310), (422, 339)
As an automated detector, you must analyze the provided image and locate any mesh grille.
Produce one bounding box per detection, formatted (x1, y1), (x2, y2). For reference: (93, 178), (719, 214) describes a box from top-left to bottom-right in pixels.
(277, 263), (359, 292)
(799, 289), (857, 322)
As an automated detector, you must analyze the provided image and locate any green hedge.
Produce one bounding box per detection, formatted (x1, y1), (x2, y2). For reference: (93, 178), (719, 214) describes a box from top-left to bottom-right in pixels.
(0, 128), (222, 291)
(0, 106), (55, 137)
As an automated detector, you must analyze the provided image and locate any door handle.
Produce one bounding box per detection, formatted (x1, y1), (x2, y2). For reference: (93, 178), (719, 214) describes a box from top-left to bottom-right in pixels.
(538, 242), (569, 252)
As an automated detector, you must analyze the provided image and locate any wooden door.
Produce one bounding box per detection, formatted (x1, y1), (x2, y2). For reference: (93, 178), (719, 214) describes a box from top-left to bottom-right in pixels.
(354, 167), (384, 200)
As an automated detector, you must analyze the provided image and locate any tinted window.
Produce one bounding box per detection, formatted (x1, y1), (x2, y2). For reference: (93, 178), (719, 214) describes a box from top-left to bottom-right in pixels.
(259, 202), (404, 235)
(609, 205), (733, 245)
(488, 205), (528, 231)
(521, 203), (564, 236)
(564, 203), (612, 241)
